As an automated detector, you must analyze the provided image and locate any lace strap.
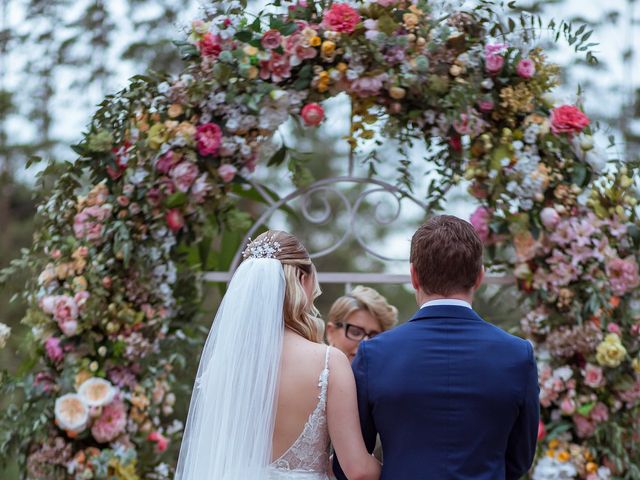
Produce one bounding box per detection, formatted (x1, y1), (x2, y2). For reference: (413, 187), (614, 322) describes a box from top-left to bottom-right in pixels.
(317, 347), (330, 404)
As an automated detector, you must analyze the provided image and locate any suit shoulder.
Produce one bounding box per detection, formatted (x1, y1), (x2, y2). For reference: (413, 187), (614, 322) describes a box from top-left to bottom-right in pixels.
(480, 319), (532, 358)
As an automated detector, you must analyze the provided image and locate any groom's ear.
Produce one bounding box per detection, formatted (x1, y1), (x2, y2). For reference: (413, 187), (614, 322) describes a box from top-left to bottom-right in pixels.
(410, 263), (420, 291)
(473, 266), (485, 291)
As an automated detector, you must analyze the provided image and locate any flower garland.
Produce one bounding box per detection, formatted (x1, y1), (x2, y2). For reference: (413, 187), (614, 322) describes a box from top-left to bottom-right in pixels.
(1, 0), (638, 478)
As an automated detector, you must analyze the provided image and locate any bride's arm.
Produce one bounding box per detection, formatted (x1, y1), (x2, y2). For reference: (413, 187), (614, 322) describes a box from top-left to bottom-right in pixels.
(327, 349), (381, 480)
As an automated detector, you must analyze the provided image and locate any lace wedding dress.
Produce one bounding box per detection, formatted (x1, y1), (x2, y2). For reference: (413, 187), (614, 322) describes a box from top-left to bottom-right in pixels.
(267, 346), (332, 480)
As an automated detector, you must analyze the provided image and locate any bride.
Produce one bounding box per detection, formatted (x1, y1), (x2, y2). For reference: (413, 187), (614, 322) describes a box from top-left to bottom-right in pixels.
(175, 230), (381, 479)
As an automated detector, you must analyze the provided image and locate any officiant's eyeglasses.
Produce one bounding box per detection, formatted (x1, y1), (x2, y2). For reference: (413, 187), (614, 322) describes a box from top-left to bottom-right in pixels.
(336, 322), (380, 341)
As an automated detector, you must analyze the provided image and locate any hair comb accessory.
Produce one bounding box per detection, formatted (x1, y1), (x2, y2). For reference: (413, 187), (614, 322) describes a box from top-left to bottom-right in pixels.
(242, 236), (282, 260)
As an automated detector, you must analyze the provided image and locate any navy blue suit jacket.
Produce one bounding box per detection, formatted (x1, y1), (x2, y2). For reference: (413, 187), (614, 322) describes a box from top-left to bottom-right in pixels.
(333, 305), (539, 480)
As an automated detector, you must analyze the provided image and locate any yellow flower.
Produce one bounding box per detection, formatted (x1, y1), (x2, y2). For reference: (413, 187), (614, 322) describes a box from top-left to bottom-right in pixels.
(310, 36), (322, 47)
(633, 357), (640, 373)
(176, 121), (197, 139)
(337, 62), (348, 73)
(403, 13), (419, 30)
(548, 439), (560, 449)
(321, 41), (336, 61)
(167, 103), (183, 118)
(596, 333), (627, 368)
(147, 123), (168, 150)
(557, 450), (571, 462)
(389, 86), (406, 100)
(586, 462), (598, 474)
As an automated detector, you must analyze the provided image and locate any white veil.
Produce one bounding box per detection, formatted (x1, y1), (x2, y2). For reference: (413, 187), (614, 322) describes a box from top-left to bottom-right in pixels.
(175, 257), (285, 479)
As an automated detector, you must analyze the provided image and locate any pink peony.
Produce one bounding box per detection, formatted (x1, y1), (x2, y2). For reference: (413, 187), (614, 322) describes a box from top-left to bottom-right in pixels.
(91, 400), (127, 443)
(171, 162), (200, 192)
(45, 337), (64, 363)
(73, 205), (111, 242)
(485, 43), (508, 56)
(301, 103), (325, 126)
(351, 74), (386, 98)
(550, 105), (590, 135)
(516, 58), (536, 79)
(155, 150), (180, 174)
(196, 123), (223, 157)
(470, 206), (492, 243)
(259, 52), (292, 83)
(606, 256), (640, 296)
(198, 33), (222, 58)
(583, 364), (605, 388)
(148, 431), (169, 452)
(540, 207), (560, 230)
(53, 295), (79, 337)
(217, 164), (237, 183)
(261, 29), (282, 50)
(485, 54), (504, 74)
(322, 3), (361, 34)
(166, 209), (185, 233)
(285, 33), (317, 66)
(607, 322), (621, 334)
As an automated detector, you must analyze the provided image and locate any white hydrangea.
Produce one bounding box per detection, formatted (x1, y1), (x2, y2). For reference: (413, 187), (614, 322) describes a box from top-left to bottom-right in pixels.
(532, 456), (577, 480)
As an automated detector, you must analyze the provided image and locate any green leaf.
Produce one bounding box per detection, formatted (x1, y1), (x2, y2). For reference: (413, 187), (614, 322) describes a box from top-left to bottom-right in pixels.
(165, 192), (188, 208)
(279, 22), (298, 36)
(577, 402), (595, 416)
(267, 145), (287, 166)
(235, 30), (253, 42)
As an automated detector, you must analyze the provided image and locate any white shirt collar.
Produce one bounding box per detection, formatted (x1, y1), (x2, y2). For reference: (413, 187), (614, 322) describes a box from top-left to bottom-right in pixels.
(420, 299), (472, 310)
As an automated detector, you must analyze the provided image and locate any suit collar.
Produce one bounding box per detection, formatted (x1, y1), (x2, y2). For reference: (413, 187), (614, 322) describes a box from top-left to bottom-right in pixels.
(409, 305), (483, 322)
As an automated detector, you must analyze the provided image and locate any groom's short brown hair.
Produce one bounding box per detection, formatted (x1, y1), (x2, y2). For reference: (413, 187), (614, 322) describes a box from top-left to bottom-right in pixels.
(410, 215), (483, 296)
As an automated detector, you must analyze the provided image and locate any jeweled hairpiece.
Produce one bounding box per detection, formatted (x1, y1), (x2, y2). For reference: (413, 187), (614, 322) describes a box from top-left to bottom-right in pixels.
(242, 236), (282, 260)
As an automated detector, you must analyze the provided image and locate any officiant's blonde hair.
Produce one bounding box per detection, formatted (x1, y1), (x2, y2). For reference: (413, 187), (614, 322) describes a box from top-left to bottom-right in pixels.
(249, 230), (322, 342)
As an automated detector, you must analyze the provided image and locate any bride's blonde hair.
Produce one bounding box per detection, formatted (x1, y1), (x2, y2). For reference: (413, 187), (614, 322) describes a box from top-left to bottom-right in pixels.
(245, 230), (322, 342)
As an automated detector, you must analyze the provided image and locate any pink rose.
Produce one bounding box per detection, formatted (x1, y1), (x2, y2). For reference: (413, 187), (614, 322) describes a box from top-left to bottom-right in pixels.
(218, 164), (237, 183)
(485, 43), (507, 56)
(259, 52), (292, 83)
(322, 3), (361, 34)
(155, 151), (180, 174)
(301, 103), (325, 127)
(606, 256), (640, 296)
(540, 207), (560, 229)
(583, 364), (605, 388)
(91, 400), (127, 443)
(485, 54), (504, 75)
(147, 431), (169, 453)
(470, 206), (492, 243)
(261, 29), (282, 50)
(573, 414), (595, 438)
(560, 397), (576, 415)
(59, 319), (78, 337)
(166, 209), (185, 233)
(351, 74), (386, 98)
(453, 110), (487, 137)
(286, 33), (317, 66)
(146, 187), (163, 207)
(590, 402), (609, 423)
(45, 337), (64, 363)
(54, 295), (78, 324)
(34, 371), (56, 394)
(550, 105), (590, 135)
(73, 205), (111, 242)
(607, 322), (621, 334)
(171, 162), (200, 192)
(196, 123), (223, 157)
(198, 33), (222, 58)
(478, 99), (494, 112)
(516, 58), (536, 79)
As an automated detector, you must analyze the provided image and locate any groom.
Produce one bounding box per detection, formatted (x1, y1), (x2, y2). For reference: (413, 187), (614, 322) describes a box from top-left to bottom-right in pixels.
(334, 215), (539, 479)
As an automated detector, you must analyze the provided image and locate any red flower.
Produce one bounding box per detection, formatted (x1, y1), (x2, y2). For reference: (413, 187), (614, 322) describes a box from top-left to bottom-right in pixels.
(198, 33), (222, 58)
(196, 123), (223, 157)
(147, 431), (169, 453)
(166, 209), (185, 233)
(550, 105), (590, 135)
(301, 103), (325, 126)
(108, 141), (132, 179)
(537, 420), (546, 442)
(449, 135), (462, 152)
(322, 3), (361, 34)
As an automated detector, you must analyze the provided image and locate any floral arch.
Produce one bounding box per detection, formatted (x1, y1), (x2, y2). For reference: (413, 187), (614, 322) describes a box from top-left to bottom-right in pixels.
(1, 0), (639, 479)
